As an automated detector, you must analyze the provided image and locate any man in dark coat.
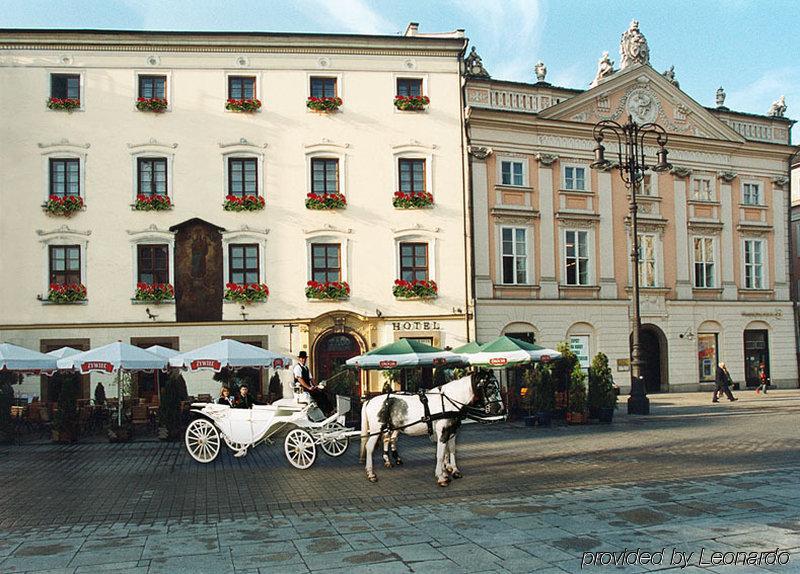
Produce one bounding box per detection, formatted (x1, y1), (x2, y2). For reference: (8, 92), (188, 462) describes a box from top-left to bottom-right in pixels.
(713, 362), (737, 403)
(293, 351), (333, 415)
(234, 384), (258, 409)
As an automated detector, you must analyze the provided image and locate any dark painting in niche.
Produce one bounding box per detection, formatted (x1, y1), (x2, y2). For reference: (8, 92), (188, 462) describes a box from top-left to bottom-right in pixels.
(170, 218), (224, 322)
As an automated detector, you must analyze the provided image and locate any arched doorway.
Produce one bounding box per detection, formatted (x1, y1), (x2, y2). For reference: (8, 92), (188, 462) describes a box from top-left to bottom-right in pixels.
(313, 332), (362, 390)
(637, 324), (668, 393)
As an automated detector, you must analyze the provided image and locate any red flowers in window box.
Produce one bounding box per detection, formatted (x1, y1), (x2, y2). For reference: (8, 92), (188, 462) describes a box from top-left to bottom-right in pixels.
(223, 194), (265, 212)
(306, 281), (350, 300)
(44, 195), (84, 217)
(393, 279), (438, 299)
(306, 96), (343, 112)
(393, 191), (434, 209)
(305, 192), (346, 210)
(225, 98), (262, 112)
(134, 283), (174, 303)
(47, 97), (81, 111)
(48, 283), (87, 303)
(224, 282), (269, 303)
(394, 95), (429, 111)
(136, 97), (168, 112)
(134, 194), (172, 211)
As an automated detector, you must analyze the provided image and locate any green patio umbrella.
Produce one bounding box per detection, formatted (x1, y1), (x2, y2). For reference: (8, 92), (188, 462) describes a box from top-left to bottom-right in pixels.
(346, 339), (464, 370)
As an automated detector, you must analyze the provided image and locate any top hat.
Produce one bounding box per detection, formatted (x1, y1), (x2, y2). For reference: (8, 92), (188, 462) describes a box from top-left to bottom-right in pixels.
(298, 351), (308, 359)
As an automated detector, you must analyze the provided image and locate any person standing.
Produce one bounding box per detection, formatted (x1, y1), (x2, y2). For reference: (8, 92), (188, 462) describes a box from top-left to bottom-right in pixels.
(94, 382), (106, 406)
(755, 361), (769, 395)
(713, 362), (738, 403)
(293, 351), (332, 415)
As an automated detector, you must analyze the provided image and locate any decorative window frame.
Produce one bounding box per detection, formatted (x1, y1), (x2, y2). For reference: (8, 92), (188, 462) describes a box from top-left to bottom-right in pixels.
(561, 227), (594, 286)
(496, 155), (529, 188)
(127, 226), (176, 297)
(221, 227), (270, 291)
(690, 175), (716, 202)
(46, 69), (85, 111)
(218, 140), (268, 199)
(133, 70), (173, 112)
(393, 228), (439, 284)
(127, 141), (177, 204)
(691, 235), (719, 289)
(38, 141), (89, 204)
(36, 226), (91, 299)
(495, 224), (533, 285)
(306, 72), (343, 104)
(304, 228), (351, 284)
(392, 142), (436, 197)
(223, 71), (263, 107)
(740, 178), (764, 206)
(304, 141), (349, 198)
(740, 236), (769, 290)
(627, 231), (663, 288)
(561, 161), (591, 193)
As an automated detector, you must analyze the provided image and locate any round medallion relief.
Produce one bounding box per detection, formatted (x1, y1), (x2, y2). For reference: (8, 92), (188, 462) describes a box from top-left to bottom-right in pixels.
(625, 88), (659, 124)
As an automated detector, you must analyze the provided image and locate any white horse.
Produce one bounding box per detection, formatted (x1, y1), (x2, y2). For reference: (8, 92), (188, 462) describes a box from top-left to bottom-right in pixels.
(359, 372), (503, 486)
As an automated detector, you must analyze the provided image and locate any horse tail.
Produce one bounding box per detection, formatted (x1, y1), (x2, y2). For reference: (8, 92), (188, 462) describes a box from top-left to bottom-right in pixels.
(359, 397), (370, 464)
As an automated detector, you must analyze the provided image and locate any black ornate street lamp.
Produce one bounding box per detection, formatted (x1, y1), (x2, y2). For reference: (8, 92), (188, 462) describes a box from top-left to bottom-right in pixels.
(589, 116), (672, 415)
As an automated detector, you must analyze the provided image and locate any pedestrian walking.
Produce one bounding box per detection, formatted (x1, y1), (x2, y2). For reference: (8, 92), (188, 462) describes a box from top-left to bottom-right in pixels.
(755, 361), (769, 395)
(713, 362), (738, 403)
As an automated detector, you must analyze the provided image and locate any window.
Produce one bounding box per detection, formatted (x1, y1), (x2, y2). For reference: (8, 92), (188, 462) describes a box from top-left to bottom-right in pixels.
(396, 78), (422, 97)
(399, 159), (426, 193)
(310, 77), (337, 98)
(229, 244), (259, 285)
(743, 183), (762, 206)
(564, 166), (586, 191)
(228, 158), (258, 197)
(564, 230), (589, 285)
(311, 243), (341, 283)
(137, 244), (169, 285)
(638, 233), (657, 287)
(744, 239), (764, 289)
(50, 74), (80, 100)
(692, 177), (714, 201)
(137, 158), (167, 196)
(138, 75), (166, 99)
(49, 159), (80, 197)
(501, 227), (528, 284)
(501, 160), (524, 187)
(639, 175), (653, 196)
(228, 76), (256, 100)
(311, 158), (339, 194)
(697, 333), (718, 382)
(49, 245), (81, 285)
(693, 237), (715, 288)
(399, 242), (429, 282)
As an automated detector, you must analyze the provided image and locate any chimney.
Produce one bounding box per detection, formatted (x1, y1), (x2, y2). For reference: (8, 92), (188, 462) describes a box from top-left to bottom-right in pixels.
(404, 22), (419, 37)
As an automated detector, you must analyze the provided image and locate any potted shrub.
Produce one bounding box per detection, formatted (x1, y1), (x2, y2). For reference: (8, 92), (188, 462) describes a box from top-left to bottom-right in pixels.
(531, 363), (555, 426)
(134, 194), (171, 211)
(392, 191), (434, 209)
(136, 97), (168, 112)
(47, 97), (80, 111)
(223, 194), (265, 212)
(305, 192), (346, 210)
(134, 283), (174, 303)
(521, 367), (538, 426)
(44, 195), (84, 217)
(305, 280), (350, 300)
(392, 279), (437, 299)
(0, 372), (19, 445)
(566, 364), (588, 424)
(51, 372), (80, 443)
(225, 98), (262, 112)
(588, 352), (617, 423)
(306, 96), (342, 112)
(224, 282), (269, 304)
(48, 283), (87, 303)
(394, 95), (429, 111)
(158, 370), (186, 441)
(551, 341), (578, 418)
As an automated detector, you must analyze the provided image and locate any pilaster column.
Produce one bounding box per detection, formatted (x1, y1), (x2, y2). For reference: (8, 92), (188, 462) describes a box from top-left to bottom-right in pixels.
(718, 175), (737, 300)
(469, 146), (493, 298)
(673, 175), (692, 299)
(596, 169), (616, 298)
(536, 154), (558, 298)
(772, 178), (790, 299)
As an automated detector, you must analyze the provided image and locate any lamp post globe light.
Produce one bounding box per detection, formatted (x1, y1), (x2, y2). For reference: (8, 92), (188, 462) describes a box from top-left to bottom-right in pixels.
(589, 116), (672, 415)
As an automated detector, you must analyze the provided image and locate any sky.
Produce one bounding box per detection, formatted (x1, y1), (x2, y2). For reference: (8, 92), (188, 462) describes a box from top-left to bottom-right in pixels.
(4, 0), (800, 135)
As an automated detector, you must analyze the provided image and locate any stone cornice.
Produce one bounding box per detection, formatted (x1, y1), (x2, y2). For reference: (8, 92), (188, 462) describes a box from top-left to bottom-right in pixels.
(37, 138), (90, 150)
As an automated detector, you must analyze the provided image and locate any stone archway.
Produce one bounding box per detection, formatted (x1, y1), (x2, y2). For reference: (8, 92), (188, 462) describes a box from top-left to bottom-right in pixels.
(637, 323), (669, 393)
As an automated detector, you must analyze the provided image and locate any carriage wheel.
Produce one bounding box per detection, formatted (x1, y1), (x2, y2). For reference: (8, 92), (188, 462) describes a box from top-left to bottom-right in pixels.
(319, 423), (349, 457)
(284, 428), (317, 469)
(223, 435), (249, 455)
(185, 418), (221, 463)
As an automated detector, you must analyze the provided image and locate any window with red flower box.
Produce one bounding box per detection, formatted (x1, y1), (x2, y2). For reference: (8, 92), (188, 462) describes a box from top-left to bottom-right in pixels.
(229, 244), (260, 285)
(49, 245), (81, 286)
(48, 74), (80, 110)
(311, 243), (341, 283)
(226, 76), (261, 112)
(399, 242), (429, 282)
(395, 78), (429, 111)
(137, 244), (169, 285)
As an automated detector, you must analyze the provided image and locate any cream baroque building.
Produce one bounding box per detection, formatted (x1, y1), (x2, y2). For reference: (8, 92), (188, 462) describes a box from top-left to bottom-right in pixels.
(465, 23), (798, 392)
(0, 26), (471, 400)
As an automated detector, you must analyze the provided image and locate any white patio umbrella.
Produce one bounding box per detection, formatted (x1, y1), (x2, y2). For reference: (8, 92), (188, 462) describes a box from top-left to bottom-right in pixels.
(169, 339), (291, 372)
(145, 345), (180, 359)
(57, 342), (167, 425)
(0, 342), (58, 373)
(46, 346), (84, 360)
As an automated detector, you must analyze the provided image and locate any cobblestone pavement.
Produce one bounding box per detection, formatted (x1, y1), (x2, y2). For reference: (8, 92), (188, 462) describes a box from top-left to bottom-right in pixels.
(0, 391), (798, 573)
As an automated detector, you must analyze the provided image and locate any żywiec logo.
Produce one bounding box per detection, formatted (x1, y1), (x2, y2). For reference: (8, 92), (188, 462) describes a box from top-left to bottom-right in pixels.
(80, 361), (114, 373)
(432, 358), (447, 366)
(190, 359), (222, 371)
(273, 359), (284, 369)
(489, 357), (508, 366)
(379, 360), (398, 368)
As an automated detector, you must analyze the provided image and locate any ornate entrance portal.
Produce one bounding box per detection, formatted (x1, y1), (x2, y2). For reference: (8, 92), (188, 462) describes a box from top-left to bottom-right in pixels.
(314, 332), (361, 385)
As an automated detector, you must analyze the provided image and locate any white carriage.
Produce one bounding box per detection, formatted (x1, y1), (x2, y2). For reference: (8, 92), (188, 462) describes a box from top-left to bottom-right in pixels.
(184, 392), (355, 469)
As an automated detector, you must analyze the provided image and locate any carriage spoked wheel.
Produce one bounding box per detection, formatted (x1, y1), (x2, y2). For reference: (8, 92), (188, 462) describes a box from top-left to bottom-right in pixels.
(284, 428), (317, 469)
(223, 435), (249, 455)
(319, 423), (349, 457)
(185, 418), (221, 463)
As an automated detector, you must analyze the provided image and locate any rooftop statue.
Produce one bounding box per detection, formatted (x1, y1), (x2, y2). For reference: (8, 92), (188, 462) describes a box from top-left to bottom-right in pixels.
(464, 46), (490, 78)
(620, 20), (650, 69)
(662, 65), (679, 88)
(716, 87), (726, 108)
(534, 61), (547, 83)
(590, 51), (614, 87)
(768, 95), (787, 117)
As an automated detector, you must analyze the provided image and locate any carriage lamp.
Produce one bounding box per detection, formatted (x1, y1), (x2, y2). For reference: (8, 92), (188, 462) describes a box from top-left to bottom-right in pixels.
(589, 115), (671, 415)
